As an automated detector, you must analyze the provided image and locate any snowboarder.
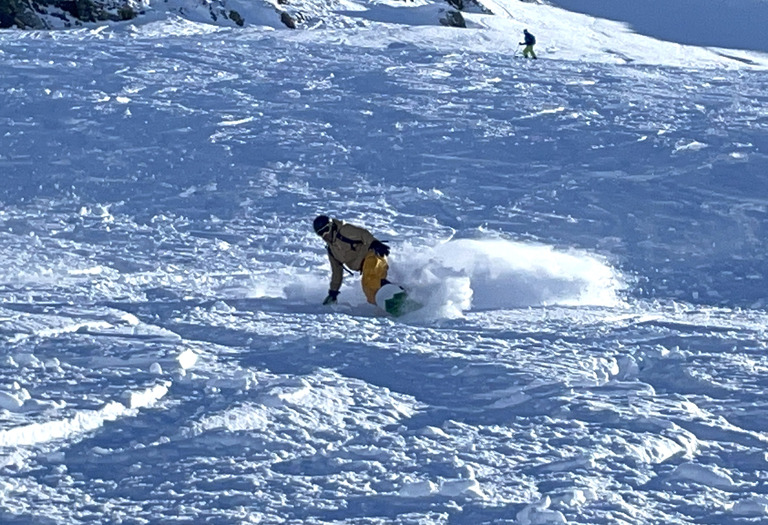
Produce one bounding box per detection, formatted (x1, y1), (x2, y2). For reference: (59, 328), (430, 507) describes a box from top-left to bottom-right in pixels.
(313, 215), (391, 306)
(520, 29), (537, 59)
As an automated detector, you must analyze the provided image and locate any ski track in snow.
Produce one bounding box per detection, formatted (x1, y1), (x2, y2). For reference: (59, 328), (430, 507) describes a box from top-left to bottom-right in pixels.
(1, 11), (768, 525)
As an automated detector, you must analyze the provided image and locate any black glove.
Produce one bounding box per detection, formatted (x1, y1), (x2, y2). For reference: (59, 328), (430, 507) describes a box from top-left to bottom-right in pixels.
(323, 289), (340, 305)
(370, 240), (390, 257)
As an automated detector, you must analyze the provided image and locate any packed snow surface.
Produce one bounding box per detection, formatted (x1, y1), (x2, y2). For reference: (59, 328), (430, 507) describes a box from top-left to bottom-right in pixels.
(1, 1), (768, 523)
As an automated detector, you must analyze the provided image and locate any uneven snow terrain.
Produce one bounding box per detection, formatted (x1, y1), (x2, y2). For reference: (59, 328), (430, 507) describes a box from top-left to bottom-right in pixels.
(1, 1), (768, 524)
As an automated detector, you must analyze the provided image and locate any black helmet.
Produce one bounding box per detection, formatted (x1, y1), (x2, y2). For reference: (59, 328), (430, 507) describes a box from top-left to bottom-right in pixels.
(313, 215), (331, 235)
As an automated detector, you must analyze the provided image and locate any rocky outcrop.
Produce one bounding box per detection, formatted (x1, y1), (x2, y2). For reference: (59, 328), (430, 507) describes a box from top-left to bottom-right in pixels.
(0, 0), (139, 29)
(440, 9), (466, 28)
(1, 0), (47, 28)
(280, 11), (297, 29)
(0, 0), (479, 30)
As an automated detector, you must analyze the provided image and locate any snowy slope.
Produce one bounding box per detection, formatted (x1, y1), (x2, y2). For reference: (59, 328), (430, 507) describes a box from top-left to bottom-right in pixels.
(1, 1), (768, 524)
(548, 0), (768, 54)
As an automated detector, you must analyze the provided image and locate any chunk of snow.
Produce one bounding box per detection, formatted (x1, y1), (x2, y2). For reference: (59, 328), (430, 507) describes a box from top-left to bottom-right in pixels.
(438, 478), (486, 499)
(125, 382), (169, 409)
(177, 349), (198, 370)
(517, 496), (568, 525)
(399, 480), (437, 498)
(0, 391), (25, 410)
(671, 462), (736, 489)
(731, 497), (768, 516)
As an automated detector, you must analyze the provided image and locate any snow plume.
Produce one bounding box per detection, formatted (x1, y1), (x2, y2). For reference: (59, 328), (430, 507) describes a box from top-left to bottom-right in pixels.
(395, 238), (624, 316)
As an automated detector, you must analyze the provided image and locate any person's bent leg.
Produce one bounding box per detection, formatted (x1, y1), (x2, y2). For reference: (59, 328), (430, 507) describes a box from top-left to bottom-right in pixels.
(361, 253), (389, 304)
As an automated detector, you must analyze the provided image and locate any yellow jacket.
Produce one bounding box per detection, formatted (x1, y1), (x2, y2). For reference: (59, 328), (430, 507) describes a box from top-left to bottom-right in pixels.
(324, 219), (377, 291)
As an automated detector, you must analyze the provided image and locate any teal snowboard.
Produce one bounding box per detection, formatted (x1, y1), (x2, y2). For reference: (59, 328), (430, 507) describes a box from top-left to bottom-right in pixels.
(375, 283), (423, 317)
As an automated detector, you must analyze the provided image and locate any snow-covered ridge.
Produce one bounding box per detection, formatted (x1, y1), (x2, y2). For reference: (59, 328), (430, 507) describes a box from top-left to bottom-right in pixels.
(3, 0), (765, 70)
(1, 0), (475, 30)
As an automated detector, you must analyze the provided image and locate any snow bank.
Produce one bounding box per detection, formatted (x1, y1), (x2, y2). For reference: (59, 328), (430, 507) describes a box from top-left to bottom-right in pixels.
(0, 382), (169, 448)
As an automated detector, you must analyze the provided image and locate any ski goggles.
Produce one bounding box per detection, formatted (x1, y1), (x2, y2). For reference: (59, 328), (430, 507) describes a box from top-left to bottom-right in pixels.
(315, 223), (331, 236)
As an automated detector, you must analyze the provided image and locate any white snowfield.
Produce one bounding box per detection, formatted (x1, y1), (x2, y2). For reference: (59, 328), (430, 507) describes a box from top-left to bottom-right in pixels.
(1, 0), (768, 523)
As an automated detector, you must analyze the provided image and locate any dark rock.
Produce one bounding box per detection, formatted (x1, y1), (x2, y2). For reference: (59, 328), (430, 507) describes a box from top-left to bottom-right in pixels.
(440, 9), (466, 28)
(280, 11), (296, 29)
(228, 9), (244, 26)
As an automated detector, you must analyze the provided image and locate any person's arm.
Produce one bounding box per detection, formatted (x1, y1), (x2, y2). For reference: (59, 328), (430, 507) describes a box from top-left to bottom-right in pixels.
(328, 249), (344, 292)
(321, 250), (343, 304)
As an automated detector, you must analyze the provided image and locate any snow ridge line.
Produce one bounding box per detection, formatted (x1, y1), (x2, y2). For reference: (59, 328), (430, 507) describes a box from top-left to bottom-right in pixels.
(0, 382), (170, 448)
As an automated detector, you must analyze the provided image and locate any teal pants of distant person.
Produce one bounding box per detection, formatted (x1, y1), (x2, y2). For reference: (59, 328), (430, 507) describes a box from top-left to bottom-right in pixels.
(523, 45), (537, 59)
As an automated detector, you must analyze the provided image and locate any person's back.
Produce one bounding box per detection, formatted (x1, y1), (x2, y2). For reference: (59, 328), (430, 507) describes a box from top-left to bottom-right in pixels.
(521, 29), (537, 59)
(524, 30), (535, 46)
